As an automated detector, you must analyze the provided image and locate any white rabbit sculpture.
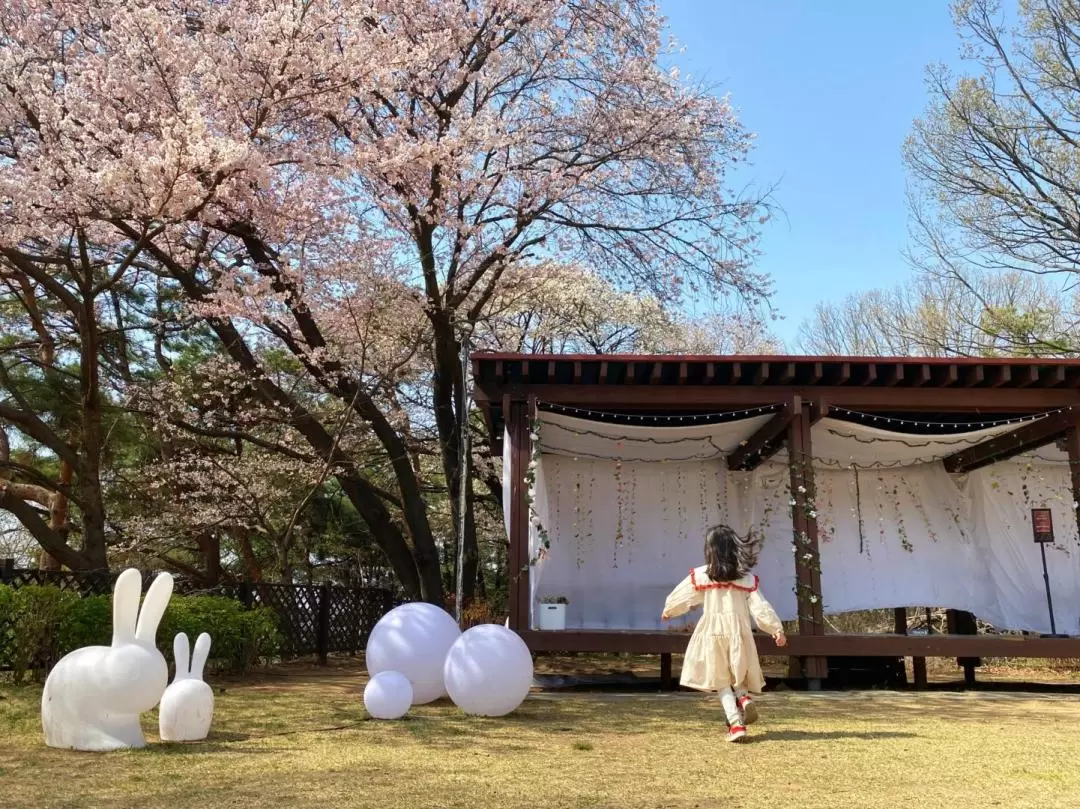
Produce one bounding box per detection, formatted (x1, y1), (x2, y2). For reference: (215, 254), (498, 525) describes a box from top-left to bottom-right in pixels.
(41, 568), (173, 751)
(158, 632), (214, 742)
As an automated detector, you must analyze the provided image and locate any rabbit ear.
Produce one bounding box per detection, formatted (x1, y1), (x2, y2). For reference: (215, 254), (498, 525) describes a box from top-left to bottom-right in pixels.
(190, 633), (211, 681)
(173, 632), (190, 681)
(135, 572), (174, 644)
(111, 568), (142, 645)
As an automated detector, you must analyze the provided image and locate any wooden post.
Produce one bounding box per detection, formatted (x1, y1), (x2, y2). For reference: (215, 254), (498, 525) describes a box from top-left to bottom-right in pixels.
(913, 605), (931, 689)
(506, 397), (531, 631)
(238, 580), (254, 609)
(660, 653), (673, 690)
(787, 399), (827, 687)
(317, 583), (332, 666)
(893, 607), (907, 635)
(947, 609), (979, 688)
(893, 607), (909, 687)
(1066, 421), (1080, 563)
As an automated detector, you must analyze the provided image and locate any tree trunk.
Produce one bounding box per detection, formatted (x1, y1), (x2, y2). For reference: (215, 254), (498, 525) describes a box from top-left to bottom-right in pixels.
(429, 315), (479, 605)
(38, 459), (73, 571)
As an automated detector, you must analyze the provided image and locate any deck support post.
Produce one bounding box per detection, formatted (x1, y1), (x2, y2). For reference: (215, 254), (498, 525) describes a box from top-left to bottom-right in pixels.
(787, 398), (827, 687)
(506, 397), (531, 632)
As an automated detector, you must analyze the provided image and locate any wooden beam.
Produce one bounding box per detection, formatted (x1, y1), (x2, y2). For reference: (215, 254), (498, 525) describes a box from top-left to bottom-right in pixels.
(964, 365), (984, 388)
(572, 361), (582, 384)
(474, 383), (1080, 412)
(506, 399), (530, 631)
(809, 401), (830, 425)
(514, 627), (1075, 660)
(788, 401), (826, 681)
(943, 407), (1077, 473)
(516, 629), (1080, 659)
(624, 362), (636, 384)
(650, 362), (663, 384)
(913, 364), (931, 386)
(778, 362), (796, 385)
(521, 359), (530, 381)
(1017, 365), (1040, 388)
(599, 361), (609, 384)
(1064, 420), (1080, 554)
(835, 362), (851, 385)
(1047, 366), (1067, 388)
(991, 365), (1011, 388)
(885, 364), (903, 386)
(727, 401), (797, 471)
(944, 364), (959, 386)
(677, 362), (688, 385)
(809, 362), (823, 385)
(754, 363), (771, 385)
(861, 364), (877, 386)
(727, 362), (741, 384)
(494, 360), (504, 383)
(705, 363), (716, 384)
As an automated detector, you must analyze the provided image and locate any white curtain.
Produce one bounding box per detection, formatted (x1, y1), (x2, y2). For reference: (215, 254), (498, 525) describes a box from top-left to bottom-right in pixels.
(511, 411), (1078, 634)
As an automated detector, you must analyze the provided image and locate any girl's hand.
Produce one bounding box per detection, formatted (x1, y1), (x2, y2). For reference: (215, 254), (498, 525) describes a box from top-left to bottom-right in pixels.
(660, 611), (671, 622)
(773, 631), (787, 648)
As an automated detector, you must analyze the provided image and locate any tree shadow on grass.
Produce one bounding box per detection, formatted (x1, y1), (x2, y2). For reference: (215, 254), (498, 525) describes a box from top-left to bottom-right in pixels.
(752, 730), (917, 743)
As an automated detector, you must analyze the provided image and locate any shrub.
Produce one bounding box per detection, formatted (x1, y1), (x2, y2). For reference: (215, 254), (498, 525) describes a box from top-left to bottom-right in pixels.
(0, 584), (281, 682)
(159, 595), (281, 673)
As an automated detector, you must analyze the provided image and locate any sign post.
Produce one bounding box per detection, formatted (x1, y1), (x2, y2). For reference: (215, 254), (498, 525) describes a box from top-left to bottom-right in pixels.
(1030, 508), (1065, 637)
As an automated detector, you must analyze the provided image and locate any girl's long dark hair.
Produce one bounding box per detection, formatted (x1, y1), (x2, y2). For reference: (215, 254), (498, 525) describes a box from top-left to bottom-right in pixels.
(704, 525), (760, 583)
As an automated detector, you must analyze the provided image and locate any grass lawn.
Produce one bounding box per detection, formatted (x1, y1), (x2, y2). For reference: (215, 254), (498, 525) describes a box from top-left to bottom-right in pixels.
(2, 659), (1080, 809)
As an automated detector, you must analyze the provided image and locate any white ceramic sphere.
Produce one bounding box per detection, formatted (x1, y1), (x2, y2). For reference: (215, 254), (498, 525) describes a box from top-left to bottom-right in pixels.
(365, 602), (461, 704)
(443, 624), (534, 717)
(363, 671), (414, 720)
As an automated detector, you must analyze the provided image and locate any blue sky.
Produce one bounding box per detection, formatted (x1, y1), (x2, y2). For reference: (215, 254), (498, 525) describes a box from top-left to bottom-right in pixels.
(663, 1), (969, 347)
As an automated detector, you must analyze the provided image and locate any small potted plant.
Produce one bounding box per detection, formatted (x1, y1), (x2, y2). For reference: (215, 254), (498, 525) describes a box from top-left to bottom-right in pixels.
(537, 595), (569, 630)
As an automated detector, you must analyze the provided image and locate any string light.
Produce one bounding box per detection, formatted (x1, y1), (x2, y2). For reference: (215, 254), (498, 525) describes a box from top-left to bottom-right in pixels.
(828, 406), (1066, 432)
(538, 401), (781, 425)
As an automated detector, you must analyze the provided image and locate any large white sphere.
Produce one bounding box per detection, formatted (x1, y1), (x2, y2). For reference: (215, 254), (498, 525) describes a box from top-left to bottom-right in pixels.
(365, 602), (461, 704)
(363, 671), (413, 720)
(443, 624), (534, 717)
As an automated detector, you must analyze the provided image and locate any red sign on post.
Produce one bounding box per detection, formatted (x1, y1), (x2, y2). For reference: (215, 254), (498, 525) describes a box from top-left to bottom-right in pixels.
(1031, 508), (1054, 544)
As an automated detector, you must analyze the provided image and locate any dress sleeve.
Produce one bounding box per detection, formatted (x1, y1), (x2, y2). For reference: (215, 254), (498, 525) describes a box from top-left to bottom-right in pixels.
(748, 587), (783, 636)
(663, 573), (704, 619)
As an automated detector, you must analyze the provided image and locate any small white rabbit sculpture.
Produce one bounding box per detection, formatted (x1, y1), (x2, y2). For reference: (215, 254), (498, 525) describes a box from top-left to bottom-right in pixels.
(158, 632), (214, 742)
(41, 568), (173, 751)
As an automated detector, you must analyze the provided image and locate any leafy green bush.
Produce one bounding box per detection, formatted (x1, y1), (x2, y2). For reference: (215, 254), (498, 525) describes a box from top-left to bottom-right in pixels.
(159, 595), (281, 673)
(0, 584), (281, 682)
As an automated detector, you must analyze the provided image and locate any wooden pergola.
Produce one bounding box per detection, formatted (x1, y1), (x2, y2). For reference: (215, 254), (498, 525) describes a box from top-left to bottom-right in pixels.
(474, 353), (1080, 687)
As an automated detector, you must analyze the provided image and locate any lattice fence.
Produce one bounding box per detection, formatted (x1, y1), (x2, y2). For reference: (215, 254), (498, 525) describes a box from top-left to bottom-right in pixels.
(0, 560), (395, 670)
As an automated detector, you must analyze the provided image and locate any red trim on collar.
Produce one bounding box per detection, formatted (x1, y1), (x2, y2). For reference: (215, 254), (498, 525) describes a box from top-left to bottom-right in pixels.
(690, 569), (759, 593)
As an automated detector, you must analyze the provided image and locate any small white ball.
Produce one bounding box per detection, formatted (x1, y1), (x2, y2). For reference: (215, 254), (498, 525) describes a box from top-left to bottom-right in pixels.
(365, 602), (461, 704)
(364, 671), (413, 720)
(443, 624), (534, 717)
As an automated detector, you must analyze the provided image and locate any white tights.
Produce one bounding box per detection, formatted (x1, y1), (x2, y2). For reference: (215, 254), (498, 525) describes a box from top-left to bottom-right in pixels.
(718, 687), (749, 726)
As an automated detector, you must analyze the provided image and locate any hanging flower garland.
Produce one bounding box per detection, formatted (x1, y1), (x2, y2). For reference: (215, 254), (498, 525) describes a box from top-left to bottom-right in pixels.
(901, 474), (938, 543)
(573, 469), (585, 570)
(627, 462), (637, 564)
(525, 422), (550, 565)
(788, 457), (822, 610)
(613, 451), (624, 569)
(676, 465), (687, 544)
(659, 465), (670, 558)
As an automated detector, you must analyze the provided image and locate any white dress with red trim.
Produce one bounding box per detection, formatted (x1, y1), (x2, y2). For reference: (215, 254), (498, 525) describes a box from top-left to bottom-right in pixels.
(662, 566), (784, 693)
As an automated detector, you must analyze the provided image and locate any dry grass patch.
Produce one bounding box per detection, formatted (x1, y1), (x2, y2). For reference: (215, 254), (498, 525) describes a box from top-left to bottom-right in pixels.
(2, 663), (1080, 809)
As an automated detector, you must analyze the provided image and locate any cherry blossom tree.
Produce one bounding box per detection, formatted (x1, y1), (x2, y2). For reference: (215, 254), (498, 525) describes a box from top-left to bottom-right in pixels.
(1, 0), (771, 601)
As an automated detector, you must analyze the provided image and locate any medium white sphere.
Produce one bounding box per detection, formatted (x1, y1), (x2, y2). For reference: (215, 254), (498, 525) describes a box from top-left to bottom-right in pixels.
(443, 624), (534, 717)
(365, 602), (461, 704)
(363, 671), (413, 720)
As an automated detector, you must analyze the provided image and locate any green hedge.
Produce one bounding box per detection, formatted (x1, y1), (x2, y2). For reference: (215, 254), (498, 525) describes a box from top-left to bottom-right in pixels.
(0, 584), (281, 683)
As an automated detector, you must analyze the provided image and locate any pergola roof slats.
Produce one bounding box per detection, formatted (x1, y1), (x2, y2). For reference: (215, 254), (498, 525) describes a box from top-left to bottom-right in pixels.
(473, 354), (1080, 443)
(942, 407), (1078, 473)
